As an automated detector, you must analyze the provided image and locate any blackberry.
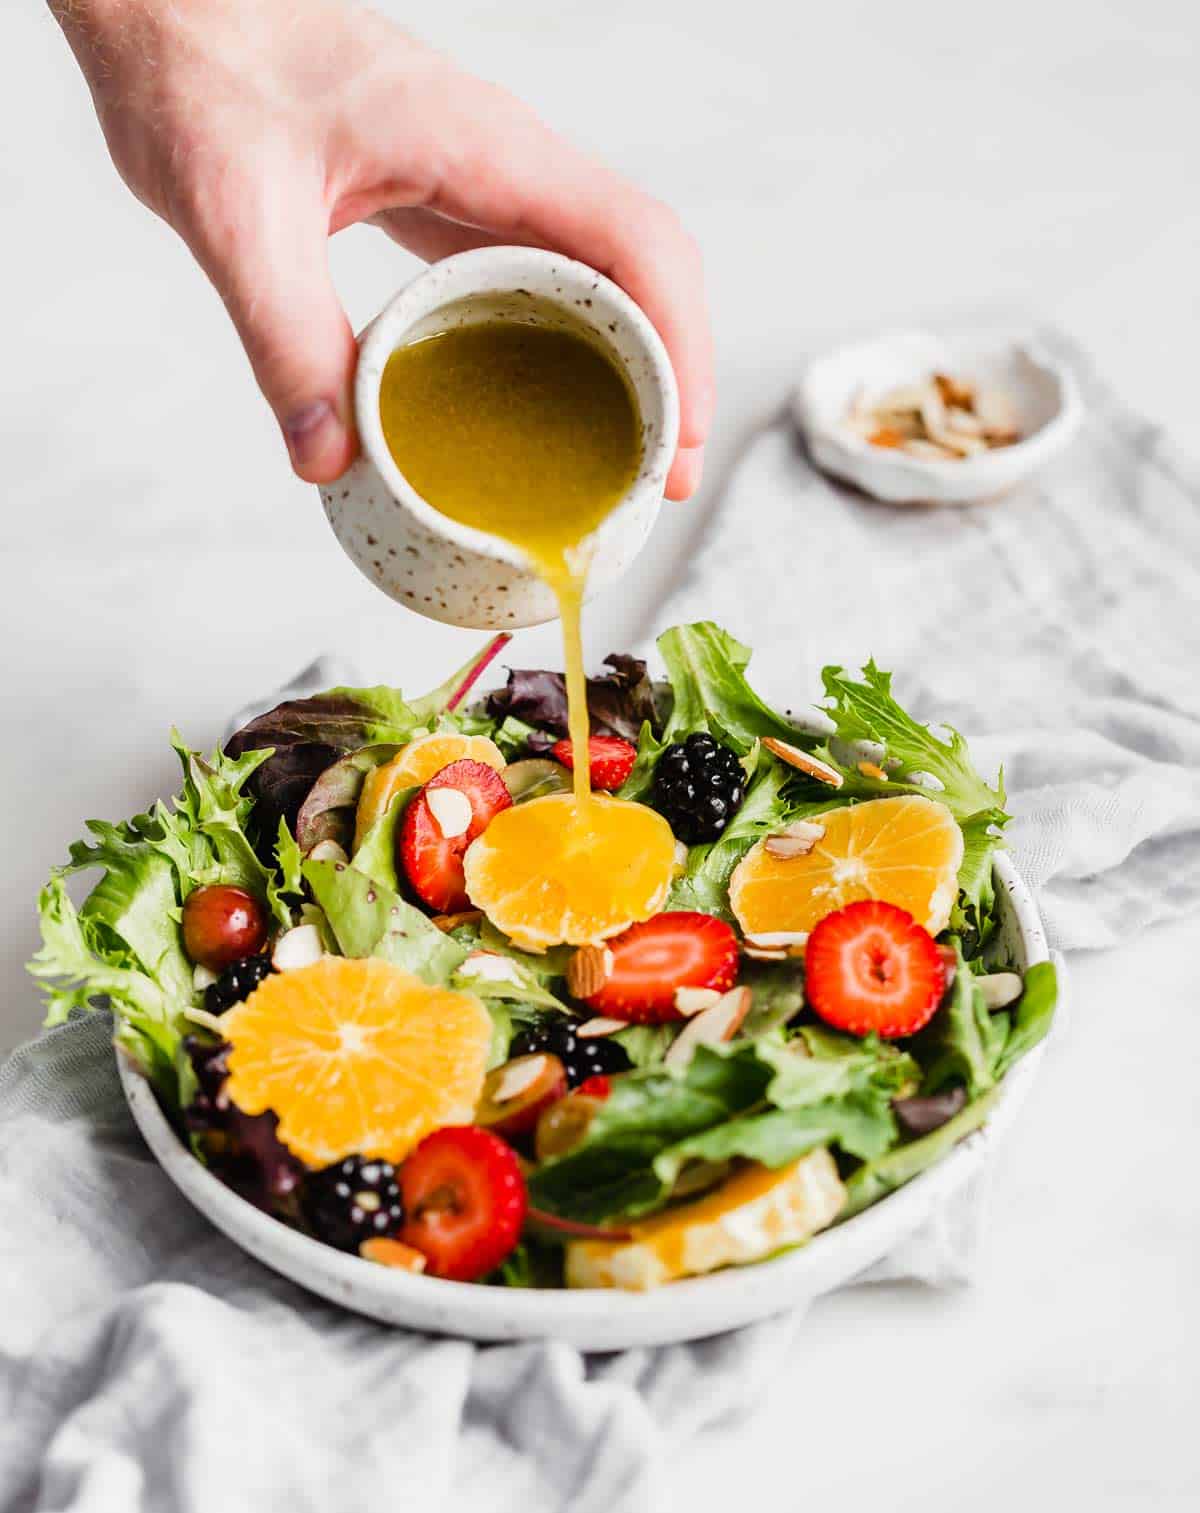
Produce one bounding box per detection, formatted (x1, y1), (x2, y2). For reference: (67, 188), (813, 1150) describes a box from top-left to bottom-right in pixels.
(304, 1156), (405, 1253)
(510, 1020), (631, 1088)
(652, 733), (745, 843)
(205, 952), (275, 1015)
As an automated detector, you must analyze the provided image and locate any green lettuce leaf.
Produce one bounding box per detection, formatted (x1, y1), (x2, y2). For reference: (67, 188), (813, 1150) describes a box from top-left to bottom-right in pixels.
(739, 959), (806, 1040)
(301, 858), (467, 980)
(994, 960), (1058, 1078)
(911, 940), (1004, 1098)
(654, 1089), (894, 1184)
(29, 873), (184, 1095)
(28, 738), (288, 1104)
(911, 947), (1057, 1096)
(163, 736), (292, 928)
(611, 1023), (678, 1069)
(527, 1033), (915, 1224)
(275, 818), (305, 897)
(657, 622), (803, 753)
(841, 1082), (1002, 1218)
(817, 661), (1005, 820)
(666, 752), (835, 917)
(950, 807), (1007, 952)
(349, 787), (416, 895)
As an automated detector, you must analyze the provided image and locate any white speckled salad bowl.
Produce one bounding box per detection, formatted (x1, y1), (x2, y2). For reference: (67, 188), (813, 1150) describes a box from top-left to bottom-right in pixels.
(118, 851), (1050, 1350)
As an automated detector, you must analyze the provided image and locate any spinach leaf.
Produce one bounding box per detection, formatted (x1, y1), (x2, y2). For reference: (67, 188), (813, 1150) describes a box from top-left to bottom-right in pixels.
(302, 858), (467, 981)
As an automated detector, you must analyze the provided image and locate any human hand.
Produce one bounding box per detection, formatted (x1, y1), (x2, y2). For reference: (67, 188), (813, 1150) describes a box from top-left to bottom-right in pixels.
(51, 0), (713, 496)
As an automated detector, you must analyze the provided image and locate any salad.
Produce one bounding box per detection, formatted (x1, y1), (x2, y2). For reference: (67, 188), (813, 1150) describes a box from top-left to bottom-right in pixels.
(30, 622), (1056, 1290)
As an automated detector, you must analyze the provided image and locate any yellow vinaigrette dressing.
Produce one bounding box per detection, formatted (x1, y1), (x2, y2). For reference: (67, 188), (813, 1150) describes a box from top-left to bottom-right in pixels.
(379, 319), (677, 946)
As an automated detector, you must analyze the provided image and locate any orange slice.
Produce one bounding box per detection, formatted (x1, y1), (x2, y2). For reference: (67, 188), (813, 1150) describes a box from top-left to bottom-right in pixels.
(729, 795), (963, 938)
(463, 792), (676, 952)
(565, 1149), (845, 1289)
(355, 732), (506, 849)
(222, 956), (491, 1168)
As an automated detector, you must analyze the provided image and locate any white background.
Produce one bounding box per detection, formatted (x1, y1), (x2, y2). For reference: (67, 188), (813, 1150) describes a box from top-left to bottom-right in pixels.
(3, 2), (1198, 1508)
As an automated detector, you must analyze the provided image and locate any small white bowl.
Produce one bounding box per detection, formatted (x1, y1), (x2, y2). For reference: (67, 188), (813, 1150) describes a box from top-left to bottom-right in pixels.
(118, 851), (1052, 1349)
(794, 328), (1082, 505)
(320, 247), (679, 630)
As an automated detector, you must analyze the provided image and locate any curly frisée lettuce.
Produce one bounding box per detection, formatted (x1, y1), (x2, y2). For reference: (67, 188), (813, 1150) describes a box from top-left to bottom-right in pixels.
(622, 625), (1010, 946)
(29, 739), (291, 1102)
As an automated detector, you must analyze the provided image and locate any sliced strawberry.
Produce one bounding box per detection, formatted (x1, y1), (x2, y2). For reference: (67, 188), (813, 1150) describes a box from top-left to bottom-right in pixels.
(550, 735), (637, 792)
(574, 1073), (613, 1100)
(398, 1125), (527, 1282)
(804, 900), (946, 1038)
(581, 911), (740, 1023)
(399, 758), (512, 913)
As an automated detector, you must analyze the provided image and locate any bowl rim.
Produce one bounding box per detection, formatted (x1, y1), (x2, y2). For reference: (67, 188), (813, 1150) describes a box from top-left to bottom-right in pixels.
(118, 848), (1051, 1344)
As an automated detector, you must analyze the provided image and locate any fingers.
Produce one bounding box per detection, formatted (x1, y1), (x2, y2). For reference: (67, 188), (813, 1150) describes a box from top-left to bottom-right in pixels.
(368, 206), (512, 263)
(666, 445), (705, 502)
(179, 175), (358, 483)
(402, 75), (716, 468)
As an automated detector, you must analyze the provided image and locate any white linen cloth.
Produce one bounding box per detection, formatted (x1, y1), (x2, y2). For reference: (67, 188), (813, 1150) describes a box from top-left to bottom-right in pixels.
(3, 327), (1197, 1512)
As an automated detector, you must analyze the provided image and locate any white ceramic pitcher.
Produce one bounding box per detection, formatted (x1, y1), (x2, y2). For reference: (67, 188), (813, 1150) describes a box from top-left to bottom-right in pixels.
(320, 247), (680, 629)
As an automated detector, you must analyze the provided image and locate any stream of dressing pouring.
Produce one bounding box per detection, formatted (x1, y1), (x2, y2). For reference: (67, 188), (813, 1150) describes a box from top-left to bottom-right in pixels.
(319, 249), (682, 933)
(377, 319), (645, 809)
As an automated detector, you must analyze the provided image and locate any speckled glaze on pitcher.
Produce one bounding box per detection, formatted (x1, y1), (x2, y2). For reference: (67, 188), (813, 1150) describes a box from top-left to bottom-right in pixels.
(320, 247), (680, 629)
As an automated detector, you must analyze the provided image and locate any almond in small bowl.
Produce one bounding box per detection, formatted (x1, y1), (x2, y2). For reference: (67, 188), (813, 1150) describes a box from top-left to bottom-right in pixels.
(793, 328), (1082, 505)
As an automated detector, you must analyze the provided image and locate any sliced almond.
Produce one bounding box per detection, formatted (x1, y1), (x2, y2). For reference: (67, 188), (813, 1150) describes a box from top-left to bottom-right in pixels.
(762, 737), (843, 789)
(919, 387), (948, 438)
(856, 761), (889, 782)
(977, 971), (1023, 1010)
(308, 839), (349, 864)
(431, 908), (484, 933)
(575, 1016), (628, 1039)
(192, 963), (218, 992)
(493, 1054), (551, 1104)
(458, 950), (522, 985)
(744, 930), (809, 950)
(934, 372), (976, 409)
(271, 923), (324, 972)
(942, 406), (985, 438)
(902, 438), (958, 460)
(744, 946), (788, 962)
(926, 422), (988, 458)
(426, 786), (473, 839)
(975, 386), (1020, 442)
(665, 987), (752, 1068)
(875, 382), (934, 414)
(673, 985), (724, 1017)
(566, 943), (614, 1000)
(359, 1238), (427, 1273)
(672, 839), (690, 878)
(764, 818), (827, 859)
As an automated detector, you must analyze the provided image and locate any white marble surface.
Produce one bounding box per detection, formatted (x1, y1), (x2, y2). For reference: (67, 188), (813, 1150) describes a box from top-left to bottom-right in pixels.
(4, 0), (1198, 1507)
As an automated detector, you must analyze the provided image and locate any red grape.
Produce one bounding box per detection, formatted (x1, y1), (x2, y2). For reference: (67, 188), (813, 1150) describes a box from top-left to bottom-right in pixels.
(182, 885), (268, 970)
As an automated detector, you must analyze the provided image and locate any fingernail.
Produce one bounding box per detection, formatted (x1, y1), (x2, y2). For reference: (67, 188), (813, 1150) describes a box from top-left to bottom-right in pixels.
(284, 400), (338, 468)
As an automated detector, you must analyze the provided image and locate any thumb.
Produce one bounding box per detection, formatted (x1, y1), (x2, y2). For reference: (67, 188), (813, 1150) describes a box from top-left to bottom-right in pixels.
(188, 197), (358, 483)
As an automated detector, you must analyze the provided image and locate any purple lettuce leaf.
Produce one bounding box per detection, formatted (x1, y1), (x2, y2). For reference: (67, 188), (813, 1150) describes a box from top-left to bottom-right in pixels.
(485, 653), (664, 745)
